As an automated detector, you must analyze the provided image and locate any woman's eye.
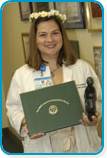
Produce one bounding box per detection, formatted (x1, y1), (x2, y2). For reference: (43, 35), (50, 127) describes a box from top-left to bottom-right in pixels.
(53, 32), (60, 35)
(39, 34), (46, 37)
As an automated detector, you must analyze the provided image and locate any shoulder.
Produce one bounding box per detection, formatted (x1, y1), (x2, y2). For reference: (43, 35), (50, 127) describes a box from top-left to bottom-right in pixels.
(12, 64), (34, 80)
(64, 59), (97, 78)
(16, 64), (31, 72)
(75, 59), (96, 75)
(74, 59), (91, 68)
(66, 59), (92, 70)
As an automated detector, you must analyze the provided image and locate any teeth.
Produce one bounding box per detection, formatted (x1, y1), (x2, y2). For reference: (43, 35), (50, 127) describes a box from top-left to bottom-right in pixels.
(48, 46), (54, 48)
(46, 45), (55, 48)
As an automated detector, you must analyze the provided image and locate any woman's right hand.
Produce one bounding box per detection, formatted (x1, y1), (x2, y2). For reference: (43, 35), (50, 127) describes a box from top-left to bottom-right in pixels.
(21, 118), (44, 139)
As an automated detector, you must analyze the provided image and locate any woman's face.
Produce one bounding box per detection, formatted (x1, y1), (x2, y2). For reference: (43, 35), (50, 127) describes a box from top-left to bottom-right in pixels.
(36, 20), (63, 58)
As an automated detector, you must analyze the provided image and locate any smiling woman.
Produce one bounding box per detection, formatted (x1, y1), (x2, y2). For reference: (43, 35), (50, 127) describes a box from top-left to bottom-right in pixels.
(28, 13), (76, 72)
(6, 10), (102, 153)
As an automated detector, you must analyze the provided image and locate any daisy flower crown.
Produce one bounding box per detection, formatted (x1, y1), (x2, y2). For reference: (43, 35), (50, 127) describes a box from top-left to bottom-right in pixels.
(29, 10), (67, 23)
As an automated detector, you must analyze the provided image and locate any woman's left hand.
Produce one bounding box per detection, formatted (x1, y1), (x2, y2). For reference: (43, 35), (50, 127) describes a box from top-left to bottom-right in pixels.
(81, 112), (99, 126)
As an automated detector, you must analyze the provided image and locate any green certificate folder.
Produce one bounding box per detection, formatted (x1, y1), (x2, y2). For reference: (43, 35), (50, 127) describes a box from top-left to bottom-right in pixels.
(20, 81), (83, 136)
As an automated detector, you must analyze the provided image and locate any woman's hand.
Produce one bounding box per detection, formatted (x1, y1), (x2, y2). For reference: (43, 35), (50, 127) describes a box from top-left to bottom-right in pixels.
(30, 132), (45, 139)
(81, 112), (99, 126)
(20, 118), (29, 134)
(21, 118), (45, 139)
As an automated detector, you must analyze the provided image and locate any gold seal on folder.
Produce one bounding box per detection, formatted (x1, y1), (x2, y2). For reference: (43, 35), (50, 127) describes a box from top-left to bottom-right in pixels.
(49, 105), (58, 115)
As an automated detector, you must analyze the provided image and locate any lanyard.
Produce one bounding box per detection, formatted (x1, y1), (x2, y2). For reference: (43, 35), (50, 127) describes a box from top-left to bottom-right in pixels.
(40, 63), (46, 76)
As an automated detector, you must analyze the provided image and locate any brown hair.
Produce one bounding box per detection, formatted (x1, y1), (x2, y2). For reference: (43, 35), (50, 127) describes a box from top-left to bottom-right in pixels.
(27, 16), (77, 70)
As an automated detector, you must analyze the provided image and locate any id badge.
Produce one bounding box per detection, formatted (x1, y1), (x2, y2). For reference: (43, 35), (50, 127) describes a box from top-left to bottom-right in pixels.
(34, 65), (53, 89)
(34, 76), (53, 89)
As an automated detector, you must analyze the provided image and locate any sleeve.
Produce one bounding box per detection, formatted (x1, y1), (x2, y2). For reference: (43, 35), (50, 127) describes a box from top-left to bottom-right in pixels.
(84, 62), (102, 117)
(6, 72), (24, 135)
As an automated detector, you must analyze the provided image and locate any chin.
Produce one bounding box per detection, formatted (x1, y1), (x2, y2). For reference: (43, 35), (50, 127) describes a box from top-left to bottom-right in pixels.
(47, 52), (57, 56)
(45, 50), (57, 55)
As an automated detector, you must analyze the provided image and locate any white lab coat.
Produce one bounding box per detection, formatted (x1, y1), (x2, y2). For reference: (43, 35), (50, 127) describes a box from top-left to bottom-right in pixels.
(6, 59), (102, 153)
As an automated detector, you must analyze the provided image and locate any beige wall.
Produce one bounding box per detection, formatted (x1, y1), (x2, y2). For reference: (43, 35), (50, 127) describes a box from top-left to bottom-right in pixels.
(66, 30), (102, 67)
(2, 85), (9, 128)
(2, 2), (102, 127)
(2, 2), (30, 127)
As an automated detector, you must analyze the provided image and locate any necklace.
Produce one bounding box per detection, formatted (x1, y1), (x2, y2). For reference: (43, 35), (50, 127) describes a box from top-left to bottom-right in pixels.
(51, 67), (60, 77)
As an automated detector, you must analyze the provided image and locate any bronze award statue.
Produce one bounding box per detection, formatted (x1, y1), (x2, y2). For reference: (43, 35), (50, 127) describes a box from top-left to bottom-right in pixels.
(84, 77), (96, 121)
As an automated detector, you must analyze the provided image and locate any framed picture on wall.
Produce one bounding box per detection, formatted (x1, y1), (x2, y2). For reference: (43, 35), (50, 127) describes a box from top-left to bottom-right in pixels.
(19, 2), (85, 29)
(21, 33), (29, 62)
(70, 40), (80, 58)
(85, 2), (102, 31)
(32, 2), (50, 11)
(91, 2), (102, 18)
(19, 2), (33, 21)
(19, 2), (55, 21)
(93, 46), (102, 83)
(54, 2), (85, 29)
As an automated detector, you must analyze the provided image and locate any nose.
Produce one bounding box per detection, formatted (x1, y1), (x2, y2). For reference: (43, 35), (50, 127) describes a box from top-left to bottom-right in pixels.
(46, 34), (53, 42)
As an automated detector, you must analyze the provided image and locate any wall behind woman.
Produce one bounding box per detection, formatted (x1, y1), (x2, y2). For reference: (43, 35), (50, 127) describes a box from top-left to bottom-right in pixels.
(2, 2), (30, 127)
(66, 30), (102, 66)
(2, 2), (102, 127)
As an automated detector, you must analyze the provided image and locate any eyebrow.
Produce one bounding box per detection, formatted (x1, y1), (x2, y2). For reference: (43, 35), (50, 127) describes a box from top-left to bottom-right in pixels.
(38, 29), (60, 34)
